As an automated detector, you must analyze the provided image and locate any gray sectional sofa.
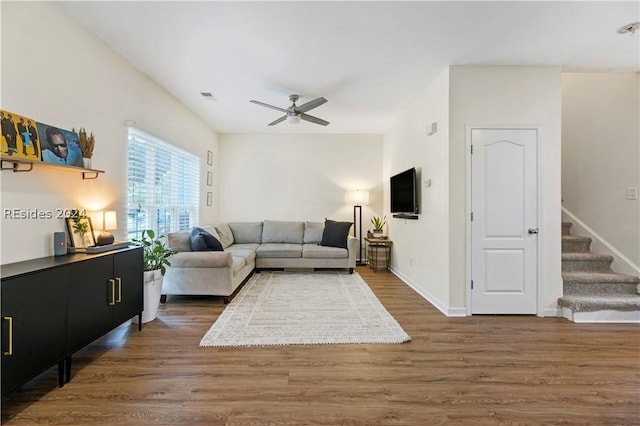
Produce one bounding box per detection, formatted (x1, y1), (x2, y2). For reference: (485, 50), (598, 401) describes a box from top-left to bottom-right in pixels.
(163, 220), (358, 303)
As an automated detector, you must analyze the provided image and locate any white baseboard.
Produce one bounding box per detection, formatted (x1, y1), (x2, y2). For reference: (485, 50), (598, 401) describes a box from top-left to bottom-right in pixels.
(562, 307), (640, 323)
(389, 267), (467, 317)
(544, 308), (563, 317)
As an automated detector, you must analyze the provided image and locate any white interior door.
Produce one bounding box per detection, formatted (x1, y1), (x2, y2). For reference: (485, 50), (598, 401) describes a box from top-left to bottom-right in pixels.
(471, 128), (538, 314)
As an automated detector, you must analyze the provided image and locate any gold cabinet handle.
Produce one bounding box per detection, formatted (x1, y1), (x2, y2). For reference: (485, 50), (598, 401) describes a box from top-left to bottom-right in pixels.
(109, 279), (116, 306)
(3, 316), (13, 356)
(116, 277), (122, 303)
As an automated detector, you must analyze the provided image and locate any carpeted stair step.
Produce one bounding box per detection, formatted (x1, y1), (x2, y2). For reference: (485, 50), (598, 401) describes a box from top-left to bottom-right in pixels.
(562, 252), (613, 273)
(562, 235), (592, 253)
(558, 293), (640, 312)
(562, 272), (640, 295)
(562, 221), (573, 236)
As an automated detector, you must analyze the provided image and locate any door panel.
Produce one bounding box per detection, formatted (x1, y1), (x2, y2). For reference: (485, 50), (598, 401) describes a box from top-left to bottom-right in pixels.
(2, 268), (69, 393)
(471, 128), (538, 314)
(68, 256), (114, 353)
(485, 142), (525, 237)
(113, 248), (143, 325)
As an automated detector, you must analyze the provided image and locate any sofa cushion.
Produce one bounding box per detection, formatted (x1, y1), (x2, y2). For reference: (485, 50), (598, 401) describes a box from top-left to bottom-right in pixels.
(262, 220), (304, 244)
(190, 227), (224, 251)
(228, 222), (263, 244)
(167, 231), (191, 252)
(303, 221), (324, 244)
(226, 246), (257, 263)
(302, 244), (348, 259)
(320, 219), (353, 249)
(227, 243), (260, 252)
(256, 243), (303, 258)
(214, 223), (235, 249)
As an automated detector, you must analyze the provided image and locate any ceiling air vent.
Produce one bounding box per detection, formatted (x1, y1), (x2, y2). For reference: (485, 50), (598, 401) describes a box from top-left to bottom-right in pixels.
(200, 92), (216, 101)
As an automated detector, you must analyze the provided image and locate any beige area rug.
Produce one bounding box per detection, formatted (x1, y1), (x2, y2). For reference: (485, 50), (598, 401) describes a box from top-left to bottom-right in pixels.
(200, 271), (411, 347)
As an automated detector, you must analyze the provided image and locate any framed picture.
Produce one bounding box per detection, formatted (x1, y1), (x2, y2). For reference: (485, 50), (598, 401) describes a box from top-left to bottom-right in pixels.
(36, 122), (83, 167)
(0, 109), (42, 162)
(207, 150), (213, 166)
(207, 171), (213, 186)
(207, 192), (212, 206)
(65, 217), (96, 248)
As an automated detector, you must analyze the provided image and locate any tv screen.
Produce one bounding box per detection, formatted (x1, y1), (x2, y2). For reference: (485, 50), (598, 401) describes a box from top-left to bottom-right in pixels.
(390, 167), (418, 214)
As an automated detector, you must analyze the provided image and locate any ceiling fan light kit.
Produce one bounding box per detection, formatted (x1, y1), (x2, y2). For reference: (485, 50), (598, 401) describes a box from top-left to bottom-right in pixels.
(250, 94), (330, 126)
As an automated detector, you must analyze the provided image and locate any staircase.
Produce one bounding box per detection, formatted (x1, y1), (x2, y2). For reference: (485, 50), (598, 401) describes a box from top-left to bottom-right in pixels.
(558, 222), (640, 323)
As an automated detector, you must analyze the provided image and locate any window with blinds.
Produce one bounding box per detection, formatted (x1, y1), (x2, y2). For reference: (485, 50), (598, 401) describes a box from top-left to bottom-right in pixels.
(126, 129), (200, 240)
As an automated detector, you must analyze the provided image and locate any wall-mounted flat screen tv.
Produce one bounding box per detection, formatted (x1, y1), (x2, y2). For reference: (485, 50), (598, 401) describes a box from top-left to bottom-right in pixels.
(390, 167), (419, 214)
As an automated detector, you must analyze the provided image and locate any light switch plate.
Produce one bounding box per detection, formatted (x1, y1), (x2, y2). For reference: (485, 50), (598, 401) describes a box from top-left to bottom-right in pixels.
(627, 187), (638, 200)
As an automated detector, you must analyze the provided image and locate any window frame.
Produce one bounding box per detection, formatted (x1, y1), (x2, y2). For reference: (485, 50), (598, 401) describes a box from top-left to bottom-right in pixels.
(126, 128), (200, 240)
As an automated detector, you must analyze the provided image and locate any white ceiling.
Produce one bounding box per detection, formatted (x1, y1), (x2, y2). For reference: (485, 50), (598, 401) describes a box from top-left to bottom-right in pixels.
(57, 1), (639, 134)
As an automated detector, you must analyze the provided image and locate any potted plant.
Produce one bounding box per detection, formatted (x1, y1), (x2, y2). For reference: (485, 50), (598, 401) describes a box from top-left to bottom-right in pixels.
(69, 208), (94, 248)
(130, 229), (175, 323)
(74, 127), (95, 169)
(371, 216), (386, 238)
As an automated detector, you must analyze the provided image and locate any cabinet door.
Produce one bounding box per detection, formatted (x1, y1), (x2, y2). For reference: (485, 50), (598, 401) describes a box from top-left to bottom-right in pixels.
(113, 248), (143, 326)
(1, 268), (69, 394)
(67, 256), (114, 353)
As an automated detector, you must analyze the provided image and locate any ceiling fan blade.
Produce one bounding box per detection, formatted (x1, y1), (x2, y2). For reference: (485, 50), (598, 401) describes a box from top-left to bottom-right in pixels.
(300, 113), (329, 126)
(268, 115), (287, 126)
(296, 97), (327, 113)
(250, 100), (288, 113)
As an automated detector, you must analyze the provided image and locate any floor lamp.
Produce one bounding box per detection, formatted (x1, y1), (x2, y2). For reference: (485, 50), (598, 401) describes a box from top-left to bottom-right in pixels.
(347, 190), (369, 265)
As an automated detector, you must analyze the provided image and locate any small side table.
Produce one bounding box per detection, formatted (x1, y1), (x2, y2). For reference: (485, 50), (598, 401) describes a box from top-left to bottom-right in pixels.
(364, 237), (392, 271)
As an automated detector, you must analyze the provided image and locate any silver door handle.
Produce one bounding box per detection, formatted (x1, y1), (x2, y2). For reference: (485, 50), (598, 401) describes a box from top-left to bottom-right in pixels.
(528, 228), (539, 234)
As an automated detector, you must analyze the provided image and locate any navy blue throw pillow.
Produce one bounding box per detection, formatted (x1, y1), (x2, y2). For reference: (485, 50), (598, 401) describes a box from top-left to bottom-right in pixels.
(190, 227), (224, 251)
(320, 219), (352, 249)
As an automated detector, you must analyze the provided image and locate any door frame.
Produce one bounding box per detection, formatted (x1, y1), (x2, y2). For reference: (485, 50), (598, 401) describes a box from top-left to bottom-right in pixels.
(465, 125), (545, 316)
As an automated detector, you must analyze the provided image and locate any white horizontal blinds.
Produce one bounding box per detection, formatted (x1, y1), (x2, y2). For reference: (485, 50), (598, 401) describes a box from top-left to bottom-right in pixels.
(126, 129), (200, 240)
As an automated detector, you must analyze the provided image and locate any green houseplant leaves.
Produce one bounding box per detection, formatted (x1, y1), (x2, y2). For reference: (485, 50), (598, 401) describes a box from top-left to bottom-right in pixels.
(130, 229), (175, 275)
(370, 216), (386, 232)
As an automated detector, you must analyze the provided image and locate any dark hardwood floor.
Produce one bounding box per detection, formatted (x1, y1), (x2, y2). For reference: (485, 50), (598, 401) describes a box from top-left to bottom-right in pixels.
(2, 266), (639, 425)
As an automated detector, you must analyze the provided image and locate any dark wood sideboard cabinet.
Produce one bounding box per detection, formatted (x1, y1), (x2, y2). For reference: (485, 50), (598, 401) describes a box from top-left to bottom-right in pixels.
(1, 246), (143, 395)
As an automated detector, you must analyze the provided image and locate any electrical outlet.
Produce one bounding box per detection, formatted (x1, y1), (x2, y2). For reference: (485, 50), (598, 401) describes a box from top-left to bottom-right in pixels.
(627, 187), (638, 200)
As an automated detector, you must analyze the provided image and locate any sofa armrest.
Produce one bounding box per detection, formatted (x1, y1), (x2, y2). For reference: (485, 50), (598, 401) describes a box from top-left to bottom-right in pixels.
(169, 251), (233, 268)
(347, 236), (359, 264)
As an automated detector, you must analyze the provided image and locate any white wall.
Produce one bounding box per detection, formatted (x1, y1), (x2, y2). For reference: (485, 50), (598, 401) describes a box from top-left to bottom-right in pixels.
(562, 73), (640, 266)
(1, 2), (219, 264)
(384, 66), (563, 315)
(219, 134), (383, 233)
(383, 68), (452, 313)
(449, 66), (563, 314)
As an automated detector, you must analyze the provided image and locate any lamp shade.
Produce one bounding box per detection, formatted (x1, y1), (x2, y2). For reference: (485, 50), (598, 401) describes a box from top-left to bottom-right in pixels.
(88, 210), (104, 231)
(346, 190), (370, 206)
(89, 210), (117, 231)
(104, 210), (117, 231)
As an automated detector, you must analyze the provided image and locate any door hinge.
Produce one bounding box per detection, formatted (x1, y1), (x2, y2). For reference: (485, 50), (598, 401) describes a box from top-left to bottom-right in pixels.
(471, 280), (474, 290)
(470, 212), (474, 221)
(471, 145), (474, 154)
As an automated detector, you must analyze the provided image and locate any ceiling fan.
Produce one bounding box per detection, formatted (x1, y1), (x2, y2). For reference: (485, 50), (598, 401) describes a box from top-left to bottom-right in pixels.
(250, 94), (329, 126)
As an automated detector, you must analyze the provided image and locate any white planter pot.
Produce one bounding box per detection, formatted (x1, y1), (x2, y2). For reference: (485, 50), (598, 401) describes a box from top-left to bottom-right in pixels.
(132, 269), (163, 324)
(82, 157), (92, 169)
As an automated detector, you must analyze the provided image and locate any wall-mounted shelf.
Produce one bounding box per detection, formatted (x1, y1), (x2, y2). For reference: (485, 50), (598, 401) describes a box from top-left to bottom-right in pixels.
(1, 156), (104, 179)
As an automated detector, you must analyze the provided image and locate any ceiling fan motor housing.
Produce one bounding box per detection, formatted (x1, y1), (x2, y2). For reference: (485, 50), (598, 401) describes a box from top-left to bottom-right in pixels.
(250, 94), (329, 126)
